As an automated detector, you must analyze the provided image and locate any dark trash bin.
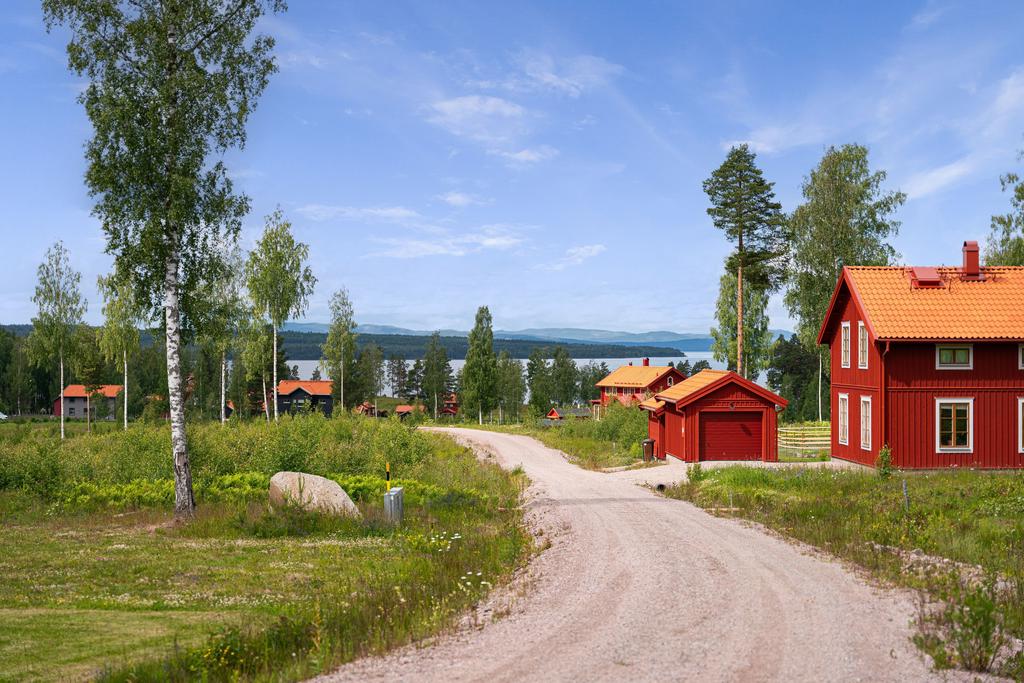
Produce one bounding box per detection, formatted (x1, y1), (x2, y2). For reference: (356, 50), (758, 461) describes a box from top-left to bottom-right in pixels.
(641, 438), (655, 462)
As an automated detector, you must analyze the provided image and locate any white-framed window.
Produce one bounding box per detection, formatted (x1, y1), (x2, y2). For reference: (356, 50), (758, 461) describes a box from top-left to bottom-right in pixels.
(1018, 397), (1024, 454)
(858, 322), (869, 369)
(666, 376), (674, 387)
(936, 398), (973, 453)
(838, 393), (849, 445)
(1019, 344), (1024, 370)
(68, 407), (75, 416)
(935, 344), (973, 370)
(841, 322), (851, 368)
(618, 387), (626, 396)
(860, 396), (872, 451)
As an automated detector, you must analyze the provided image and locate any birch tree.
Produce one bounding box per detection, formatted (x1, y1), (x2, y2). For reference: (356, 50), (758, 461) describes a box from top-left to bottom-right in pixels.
(98, 270), (140, 429)
(461, 306), (497, 424)
(321, 287), (355, 412)
(28, 241), (86, 440)
(197, 244), (245, 424)
(44, 0), (284, 517)
(245, 210), (316, 421)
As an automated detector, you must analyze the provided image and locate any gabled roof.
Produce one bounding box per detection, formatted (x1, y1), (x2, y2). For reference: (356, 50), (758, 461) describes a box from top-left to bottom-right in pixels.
(595, 365), (681, 388)
(818, 265), (1024, 344)
(652, 369), (787, 409)
(63, 384), (122, 398)
(277, 380), (333, 397)
(638, 397), (665, 413)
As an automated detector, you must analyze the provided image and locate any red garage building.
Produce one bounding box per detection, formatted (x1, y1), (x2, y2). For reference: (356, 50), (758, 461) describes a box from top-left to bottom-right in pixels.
(594, 359), (685, 407)
(640, 369), (787, 462)
(817, 240), (1024, 469)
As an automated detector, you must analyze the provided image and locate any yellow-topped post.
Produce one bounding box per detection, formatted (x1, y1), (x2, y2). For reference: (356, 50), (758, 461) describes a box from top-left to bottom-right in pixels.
(385, 461), (391, 492)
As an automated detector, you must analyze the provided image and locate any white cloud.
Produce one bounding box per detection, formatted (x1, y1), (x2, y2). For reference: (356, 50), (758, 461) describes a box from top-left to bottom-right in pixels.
(904, 157), (978, 199)
(537, 244), (607, 271)
(489, 145), (560, 165)
(908, 1), (949, 30)
(514, 51), (623, 98)
(369, 225), (523, 258)
(436, 191), (486, 207)
(297, 204), (420, 222)
(723, 122), (830, 155)
(427, 95), (527, 143)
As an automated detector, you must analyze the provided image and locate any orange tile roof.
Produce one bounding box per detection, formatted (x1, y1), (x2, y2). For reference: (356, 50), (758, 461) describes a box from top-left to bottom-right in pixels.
(277, 380), (333, 396)
(595, 365), (676, 388)
(845, 266), (1024, 340)
(63, 384), (122, 398)
(638, 397), (664, 411)
(653, 370), (729, 403)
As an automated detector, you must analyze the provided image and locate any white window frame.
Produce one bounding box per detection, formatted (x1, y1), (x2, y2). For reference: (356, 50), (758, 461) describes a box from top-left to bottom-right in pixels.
(666, 376), (674, 387)
(935, 397), (974, 453)
(860, 396), (872, 451)
(1018, 397), (1024, 455)
(838, 393), (849, 446)
(858, 322), (869, 369)
(935, 344), (973, 370)
(841, 322), (851, 369)
(1018, 344), (1024, 370)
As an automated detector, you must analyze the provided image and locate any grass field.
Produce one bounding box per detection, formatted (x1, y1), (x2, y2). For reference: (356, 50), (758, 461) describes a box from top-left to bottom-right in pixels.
(665, 465), (1024, 676)
(0, 416), (529, 682)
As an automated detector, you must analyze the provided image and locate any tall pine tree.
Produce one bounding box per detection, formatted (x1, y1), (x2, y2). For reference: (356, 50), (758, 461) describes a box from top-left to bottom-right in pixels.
(461, 306), (497, 423)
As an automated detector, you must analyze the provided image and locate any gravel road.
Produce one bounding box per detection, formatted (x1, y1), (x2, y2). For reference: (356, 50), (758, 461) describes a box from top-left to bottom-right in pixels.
(317, 428), (964, 683)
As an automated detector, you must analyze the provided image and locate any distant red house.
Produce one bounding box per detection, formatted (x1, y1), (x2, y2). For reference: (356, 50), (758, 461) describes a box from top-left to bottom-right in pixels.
(440, 393), (459, 416)
(817, 240), (1024, 469)
(593, 359), (685, 406)
(545, 407), (592, 420)
(54, 384), (122, 418)
(640, 370), (786, 462)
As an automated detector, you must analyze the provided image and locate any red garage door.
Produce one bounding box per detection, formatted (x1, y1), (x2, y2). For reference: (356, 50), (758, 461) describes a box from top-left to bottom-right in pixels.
(699, 411), (762, 461)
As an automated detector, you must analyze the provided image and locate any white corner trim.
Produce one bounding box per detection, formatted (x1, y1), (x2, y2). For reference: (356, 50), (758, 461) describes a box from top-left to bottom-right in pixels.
(935, 344), (973, 370)
(935, 397), (974, 453)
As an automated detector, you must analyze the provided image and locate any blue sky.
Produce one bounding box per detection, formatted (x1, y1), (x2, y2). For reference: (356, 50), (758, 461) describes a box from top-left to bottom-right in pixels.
(2, 1), (1023, 333)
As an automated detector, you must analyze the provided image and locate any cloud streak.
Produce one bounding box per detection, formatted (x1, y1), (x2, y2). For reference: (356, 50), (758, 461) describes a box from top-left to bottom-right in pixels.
(369, 225), (524, 258)
(537, 244), (607, 271)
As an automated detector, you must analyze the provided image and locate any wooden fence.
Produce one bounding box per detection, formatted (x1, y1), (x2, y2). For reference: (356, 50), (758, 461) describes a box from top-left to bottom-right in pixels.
(777, 422), (831, 457)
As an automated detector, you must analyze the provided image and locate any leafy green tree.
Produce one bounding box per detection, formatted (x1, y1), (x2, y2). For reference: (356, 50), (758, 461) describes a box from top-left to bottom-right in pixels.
(97, 270), (141, 429)
(421, 332), (451, 418)
(321, 288), (356, 411)
(4, 337), (35, 416)
(44, 0), (285, 516)
(73, 325), (105, 432)
(577, 361), (610, 402)
(711, 271), (773, 378)
(246, 210), (316, 421)
(27, 241), (86, 439)
(784, 143), (903, 418)
(196, 245), (244, 424)
(550, 346), (578, 406)
(986, 149), (1024, 265)
(495, 351), (526, 422)
(240, 314), (273, 421)
(386, 355), (407, 398)
(673, 359), (692, 377)
(356, 344), (385, 414)
(526, 347), (551, 413)
(690, 359), (712, 373)
(404, 359), (423, 400)
(461, 306), (497, 423)
(703, 144), (786, 377)
(767, 334), (824, 422)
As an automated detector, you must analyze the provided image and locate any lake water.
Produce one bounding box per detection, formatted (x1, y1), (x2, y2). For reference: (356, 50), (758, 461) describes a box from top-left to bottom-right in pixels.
(289, 353), (724, 393)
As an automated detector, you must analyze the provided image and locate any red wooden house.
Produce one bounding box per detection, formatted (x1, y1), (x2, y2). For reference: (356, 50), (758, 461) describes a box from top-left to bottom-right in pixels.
(593, 359), (685, 407)
(817, 240), (1024, 469)
(640, 370), (787, 462)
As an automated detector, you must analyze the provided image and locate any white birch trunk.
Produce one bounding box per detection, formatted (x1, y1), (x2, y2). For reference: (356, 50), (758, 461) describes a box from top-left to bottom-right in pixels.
(272, 327), (279, 421)
(59, 353), (65, 440)
(220, 350), (226, 425)
(478, 405), (482, 425)
(165, 248), (195, 517)
(123, 348), (128, 430)
(818, 351), (823, 422)
(262, 374), (270, 422)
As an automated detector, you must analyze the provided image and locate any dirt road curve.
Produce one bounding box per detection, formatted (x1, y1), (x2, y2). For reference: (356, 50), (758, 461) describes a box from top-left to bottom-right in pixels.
(318, 429), (959, 683)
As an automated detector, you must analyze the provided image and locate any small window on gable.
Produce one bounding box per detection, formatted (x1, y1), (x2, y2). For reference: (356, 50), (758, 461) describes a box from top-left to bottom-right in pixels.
(936, 345), (973, 370)
(858, 322), (869, 369)
(841, 322), (851, 369)
(666, 376), (674, 387)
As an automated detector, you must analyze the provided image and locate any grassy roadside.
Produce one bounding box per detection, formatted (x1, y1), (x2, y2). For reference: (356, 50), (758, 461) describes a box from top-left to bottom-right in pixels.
(446, 402), (647, 470)
(0, 417), (530, 682)
(664, 465), (1024, 677)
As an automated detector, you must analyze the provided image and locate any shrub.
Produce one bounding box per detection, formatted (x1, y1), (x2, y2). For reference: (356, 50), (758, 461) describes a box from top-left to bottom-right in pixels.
(876, 444), (894, 479)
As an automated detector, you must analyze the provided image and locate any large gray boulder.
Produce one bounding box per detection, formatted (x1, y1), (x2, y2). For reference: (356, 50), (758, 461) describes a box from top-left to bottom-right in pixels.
(268, 471), (361, 517)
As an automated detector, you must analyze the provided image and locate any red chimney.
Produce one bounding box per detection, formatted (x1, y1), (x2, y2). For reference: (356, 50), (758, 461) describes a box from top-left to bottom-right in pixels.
(642, 358), (650, 366)
(962, 240), (981, 280)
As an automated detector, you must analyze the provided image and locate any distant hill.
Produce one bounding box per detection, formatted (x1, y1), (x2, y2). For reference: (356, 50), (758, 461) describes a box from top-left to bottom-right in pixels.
(280, 331), (681, 361)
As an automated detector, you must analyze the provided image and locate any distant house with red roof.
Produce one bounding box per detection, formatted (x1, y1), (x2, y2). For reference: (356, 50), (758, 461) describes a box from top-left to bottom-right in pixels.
(594, 359), (685, 406)
(276, 380), (334, 417)
(817, 240), (1024, 469)
(54, 384), (122, 419)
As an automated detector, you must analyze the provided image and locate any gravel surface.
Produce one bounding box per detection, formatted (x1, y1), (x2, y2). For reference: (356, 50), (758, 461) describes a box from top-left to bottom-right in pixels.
(315, 428), (970, 683)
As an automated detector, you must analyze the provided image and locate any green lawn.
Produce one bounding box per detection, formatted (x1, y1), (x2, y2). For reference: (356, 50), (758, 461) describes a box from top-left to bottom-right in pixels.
(0, 417), (529, 682)
(664, 466), (1024, 676)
